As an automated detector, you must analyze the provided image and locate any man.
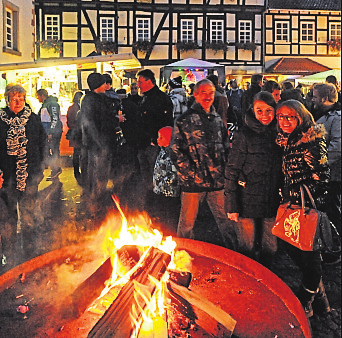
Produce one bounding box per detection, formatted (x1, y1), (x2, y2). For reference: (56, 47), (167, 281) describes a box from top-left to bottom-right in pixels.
(36, 88), (63, 180)
(240, 74), (263, 125)
(207, 74), (229, 126)
(326, 75), (341, 102)
(226, 79), (244, 127)
(127, 82), (143, 106)
(136, 69), (173, 196)
(168, 75), (187, 120)
(170, 79), (236, 250)
(312, 83), (341, 265)
(79, 72), (120, 205)
(1, 85), (47, 262)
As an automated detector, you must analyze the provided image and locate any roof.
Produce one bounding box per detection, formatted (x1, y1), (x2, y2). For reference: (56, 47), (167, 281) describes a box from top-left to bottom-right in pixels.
(268, 0), (341, 11)
(0, 53), (141, 72)
(264, 58), (331, 75)
(164, 58), (224, 69)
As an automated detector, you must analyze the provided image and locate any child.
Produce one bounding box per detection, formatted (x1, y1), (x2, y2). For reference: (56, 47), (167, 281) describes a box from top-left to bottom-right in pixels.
(152, 127), (180, 234)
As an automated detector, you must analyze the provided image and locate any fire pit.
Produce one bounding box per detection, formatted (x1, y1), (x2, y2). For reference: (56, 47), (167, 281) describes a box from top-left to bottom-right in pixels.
(0, 238), (310, 337)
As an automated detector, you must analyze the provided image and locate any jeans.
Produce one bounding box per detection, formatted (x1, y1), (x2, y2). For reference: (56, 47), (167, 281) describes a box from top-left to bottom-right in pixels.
(177, 190), (237, 250)
(48, 132), (62, 173)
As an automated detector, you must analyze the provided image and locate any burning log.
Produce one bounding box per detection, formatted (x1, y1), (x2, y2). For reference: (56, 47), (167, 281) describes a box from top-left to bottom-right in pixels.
(168, 280), (236, 337)
(88, 247), (171, 337)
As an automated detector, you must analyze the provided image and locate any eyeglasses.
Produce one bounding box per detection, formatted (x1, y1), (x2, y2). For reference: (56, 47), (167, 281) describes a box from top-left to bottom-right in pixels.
(277, 115), (297, 122)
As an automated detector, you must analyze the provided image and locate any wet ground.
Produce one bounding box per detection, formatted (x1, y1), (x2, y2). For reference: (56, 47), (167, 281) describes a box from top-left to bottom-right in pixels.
(1, 158), (341, 337)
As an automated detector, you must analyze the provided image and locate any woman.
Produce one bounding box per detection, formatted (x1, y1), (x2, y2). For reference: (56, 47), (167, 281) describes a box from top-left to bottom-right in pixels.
(275, 99), (330, 318)
(66, 91), (83, 183)
(0, 85), (47, 262)
(225, 91), (282, 267)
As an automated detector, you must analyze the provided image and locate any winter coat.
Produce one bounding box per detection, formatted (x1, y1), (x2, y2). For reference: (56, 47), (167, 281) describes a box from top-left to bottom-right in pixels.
(170, 102), (229, 192)
(66, 102), (80, 148)
(276, 124), (330, 210)
(316, 102), (341, 182)
(79, 91), (119, 152)
(213, 86), (229, 126)
(137, 85), (174, 149)
(225, 109), (282, 218)
(169, 88), (188, 120)
(153, 146), (180, 197)
(0, 106), (47, 192)
(38, 96), (63, 136)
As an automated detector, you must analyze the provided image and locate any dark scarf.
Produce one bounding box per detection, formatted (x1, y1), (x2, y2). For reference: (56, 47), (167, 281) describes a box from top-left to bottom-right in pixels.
(0, 107), (31, 191)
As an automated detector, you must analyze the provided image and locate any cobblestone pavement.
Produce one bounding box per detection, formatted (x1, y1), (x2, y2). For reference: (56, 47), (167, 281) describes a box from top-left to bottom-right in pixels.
(1, 162), (341, 337)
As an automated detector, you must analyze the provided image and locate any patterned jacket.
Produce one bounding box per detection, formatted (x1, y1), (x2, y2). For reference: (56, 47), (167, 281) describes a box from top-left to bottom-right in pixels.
(276, 124), (330, 210)
(170, 102), (229, 192)
(153, 146), (180, 197)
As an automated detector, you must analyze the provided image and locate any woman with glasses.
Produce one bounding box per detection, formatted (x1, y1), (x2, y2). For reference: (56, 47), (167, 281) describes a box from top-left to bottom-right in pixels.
(275, 99), (331, 318)
(225, 91), (282, 267)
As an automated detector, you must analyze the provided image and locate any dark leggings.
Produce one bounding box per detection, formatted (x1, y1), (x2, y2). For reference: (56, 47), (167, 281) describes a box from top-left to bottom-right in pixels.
(283, 241), (322, 292)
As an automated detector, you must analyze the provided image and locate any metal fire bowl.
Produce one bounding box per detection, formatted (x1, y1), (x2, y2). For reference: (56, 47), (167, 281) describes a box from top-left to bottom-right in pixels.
(0, 239), (311, 338)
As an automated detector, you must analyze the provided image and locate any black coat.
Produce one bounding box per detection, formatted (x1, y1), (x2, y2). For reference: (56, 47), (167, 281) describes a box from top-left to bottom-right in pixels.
(0, 106), (47, 191)
(225, 109), (282, 218)
(137, 85), (173, 149)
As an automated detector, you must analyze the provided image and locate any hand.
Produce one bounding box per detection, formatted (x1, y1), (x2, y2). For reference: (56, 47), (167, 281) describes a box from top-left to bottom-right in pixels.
(117, 114), (126, 123)
(227, 213), (239, 222)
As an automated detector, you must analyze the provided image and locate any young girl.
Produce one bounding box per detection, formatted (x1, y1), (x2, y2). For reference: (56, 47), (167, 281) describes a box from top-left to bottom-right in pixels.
(152, 127), (180, 234)
(225, 91), (282, 267)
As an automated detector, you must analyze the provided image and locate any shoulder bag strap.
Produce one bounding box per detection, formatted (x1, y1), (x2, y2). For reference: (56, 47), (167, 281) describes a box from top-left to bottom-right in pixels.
(301, 184), (317, 209)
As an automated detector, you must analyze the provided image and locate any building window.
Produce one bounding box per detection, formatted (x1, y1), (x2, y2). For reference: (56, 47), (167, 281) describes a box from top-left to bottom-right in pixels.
(137, 18), (150, 41)
(181, 20), (194, 42)
(4, 2), (19, 52)
(45, 15), (59, 40)
(100, 18), (115, 41)
(301, 22), (314, 42)
(210, 20), (224, 42)
(275, 21), (289, 42)
(239, 20), (252, 43)
(330, 22), (341, 41)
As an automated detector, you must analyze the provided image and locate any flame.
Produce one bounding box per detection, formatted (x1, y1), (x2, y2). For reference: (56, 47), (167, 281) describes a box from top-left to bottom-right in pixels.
(87, 195), (189, 338)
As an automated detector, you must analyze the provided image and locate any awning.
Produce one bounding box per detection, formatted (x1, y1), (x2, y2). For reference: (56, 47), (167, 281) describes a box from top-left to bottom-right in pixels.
(0, 53), (141, 72)
(265, 58), (331, 76)
(295, 69), (341, 86)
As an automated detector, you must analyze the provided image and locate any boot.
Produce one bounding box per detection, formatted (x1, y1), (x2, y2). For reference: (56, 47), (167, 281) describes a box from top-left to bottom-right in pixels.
(297, 284), (318, 318)
(312, 279), (331, 316)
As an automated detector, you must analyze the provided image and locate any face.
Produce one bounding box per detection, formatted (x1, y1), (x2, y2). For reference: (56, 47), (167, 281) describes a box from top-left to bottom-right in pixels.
(94, 83), (107, 94)
(276, 107), (298, 134)
(253, 100), (275, 125)
(137, 76), (152, 94)
(157, 132), (170, 147)
(272, 89), (281, 103)
(9, 93), (26, 114)
(312, 89), (324, 110)
(130, 83), (138, 95)
(36, 93), (44, 103)
(0, 172), (3, 189)
(193, 83), (215, 112)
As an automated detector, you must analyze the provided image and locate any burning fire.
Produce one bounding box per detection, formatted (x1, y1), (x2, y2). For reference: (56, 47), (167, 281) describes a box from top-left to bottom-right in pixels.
(87, 196), (192, 338)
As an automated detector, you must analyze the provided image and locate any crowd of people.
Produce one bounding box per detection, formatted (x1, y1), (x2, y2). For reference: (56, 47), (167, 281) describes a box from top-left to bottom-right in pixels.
(0, 70), (340, 325)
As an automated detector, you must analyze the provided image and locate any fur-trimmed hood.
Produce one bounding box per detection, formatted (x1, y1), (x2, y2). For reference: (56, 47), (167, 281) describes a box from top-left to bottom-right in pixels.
(276, 123), (326, 148)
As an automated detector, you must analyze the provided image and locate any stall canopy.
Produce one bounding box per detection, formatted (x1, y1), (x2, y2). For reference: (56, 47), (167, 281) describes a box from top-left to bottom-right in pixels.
(160, 58), (225, 85)
(0, 53), (141, 72)
(295, 69), (341, 86)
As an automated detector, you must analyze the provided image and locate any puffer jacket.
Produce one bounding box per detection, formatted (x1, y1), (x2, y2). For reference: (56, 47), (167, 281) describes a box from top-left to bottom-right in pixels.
(225, 109), (282, 218)
(276, 124), (330, 210)
(316, 102), (341, 182)
(38, 96), (63, 135)
(170, 102), (229, 192)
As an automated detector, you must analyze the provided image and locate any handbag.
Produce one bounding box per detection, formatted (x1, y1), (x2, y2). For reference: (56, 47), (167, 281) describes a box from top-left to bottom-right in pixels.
(272, 184), (333, 251)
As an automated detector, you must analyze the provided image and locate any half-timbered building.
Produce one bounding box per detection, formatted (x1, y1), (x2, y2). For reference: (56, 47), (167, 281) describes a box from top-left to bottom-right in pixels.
(33, 0), (267, 84)
(264, 0), (341, 83)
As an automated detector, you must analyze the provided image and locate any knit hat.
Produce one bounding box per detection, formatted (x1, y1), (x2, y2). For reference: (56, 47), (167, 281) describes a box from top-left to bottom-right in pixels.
(168, 76), (183, 89)
(87, 73), (106, 91)
(158, 126), (173, 144)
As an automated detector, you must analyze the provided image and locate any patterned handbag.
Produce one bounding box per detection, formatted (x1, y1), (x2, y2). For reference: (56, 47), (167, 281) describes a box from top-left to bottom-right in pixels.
(272, 185), (333, 251)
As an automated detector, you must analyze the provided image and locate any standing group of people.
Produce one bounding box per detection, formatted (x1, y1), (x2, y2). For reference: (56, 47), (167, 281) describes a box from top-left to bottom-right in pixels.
(0, 69), (340, 326)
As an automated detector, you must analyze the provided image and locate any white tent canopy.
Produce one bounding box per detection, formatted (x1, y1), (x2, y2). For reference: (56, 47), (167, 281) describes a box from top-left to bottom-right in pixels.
(295, 69), (341, 86)
(160, 58), (225, 85)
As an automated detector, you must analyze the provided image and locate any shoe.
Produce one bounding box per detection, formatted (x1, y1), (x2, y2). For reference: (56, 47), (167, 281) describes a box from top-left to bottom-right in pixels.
(46, 168), (62, 181)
